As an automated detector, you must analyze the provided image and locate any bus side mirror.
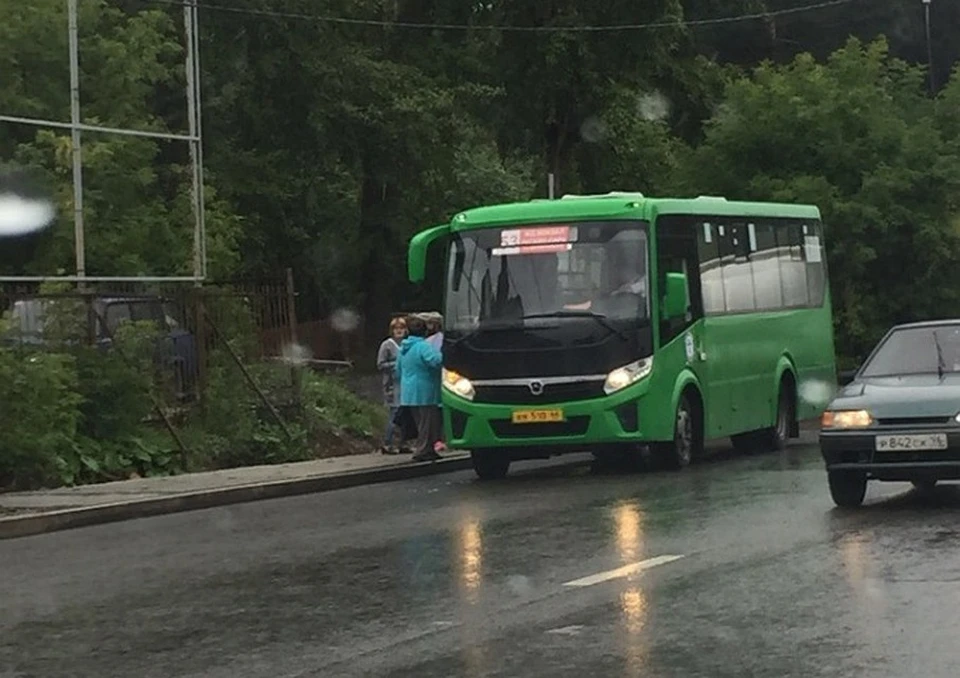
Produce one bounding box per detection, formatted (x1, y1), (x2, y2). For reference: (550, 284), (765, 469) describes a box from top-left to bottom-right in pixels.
(662, 272), (689, 320)
(408, 224), (451, 283)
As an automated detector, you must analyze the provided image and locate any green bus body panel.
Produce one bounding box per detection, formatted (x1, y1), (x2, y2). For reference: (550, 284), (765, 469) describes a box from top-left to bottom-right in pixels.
(412, 194), (835, 452)
(442, 195), (821, 236)
(408, 224), (449, 283)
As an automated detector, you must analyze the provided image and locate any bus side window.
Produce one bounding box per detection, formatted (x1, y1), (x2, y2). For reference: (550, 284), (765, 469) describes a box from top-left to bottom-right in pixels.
(697, 220), (724, 315)
(656, 217), (704, 346)
(720, 222), (756, 313)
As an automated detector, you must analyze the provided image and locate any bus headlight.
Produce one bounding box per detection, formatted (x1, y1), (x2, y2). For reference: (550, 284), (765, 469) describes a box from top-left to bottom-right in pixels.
(821, 410), (873, 429)
(604, 358), (653, 395)
(443, 368), (475, 400)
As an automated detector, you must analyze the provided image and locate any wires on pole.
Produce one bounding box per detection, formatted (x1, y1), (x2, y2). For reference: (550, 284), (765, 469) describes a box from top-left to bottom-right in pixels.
(140, 0), (854, 33)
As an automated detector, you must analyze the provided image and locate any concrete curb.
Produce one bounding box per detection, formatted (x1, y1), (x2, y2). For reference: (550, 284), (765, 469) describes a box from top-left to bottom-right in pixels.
(0, 455), (472, 541)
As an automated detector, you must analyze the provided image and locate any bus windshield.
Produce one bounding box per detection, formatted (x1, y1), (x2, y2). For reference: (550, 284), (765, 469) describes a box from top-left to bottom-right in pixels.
(445, 221), (649, 332)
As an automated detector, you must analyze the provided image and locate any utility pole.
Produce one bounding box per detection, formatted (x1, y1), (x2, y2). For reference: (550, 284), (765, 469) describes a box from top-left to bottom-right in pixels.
(923, 0), (935, 95)
(68, 0), (85, 279)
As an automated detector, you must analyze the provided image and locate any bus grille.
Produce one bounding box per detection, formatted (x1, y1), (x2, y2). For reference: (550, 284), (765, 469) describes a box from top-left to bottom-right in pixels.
(474, 381), (606, 405)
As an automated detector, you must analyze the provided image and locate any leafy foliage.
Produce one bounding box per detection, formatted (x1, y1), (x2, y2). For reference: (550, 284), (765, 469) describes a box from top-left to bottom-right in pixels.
(685, 38), (960, 359)
(4, 1), (960, 487)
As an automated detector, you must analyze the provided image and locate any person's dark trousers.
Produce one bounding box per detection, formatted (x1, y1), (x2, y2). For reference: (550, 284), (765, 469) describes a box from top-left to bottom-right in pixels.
(412, 405), (442, 461)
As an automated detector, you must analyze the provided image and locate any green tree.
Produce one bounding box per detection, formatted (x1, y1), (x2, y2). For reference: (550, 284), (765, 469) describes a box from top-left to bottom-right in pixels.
(0, 0), (240, 278)
(684, 38), (960, 361)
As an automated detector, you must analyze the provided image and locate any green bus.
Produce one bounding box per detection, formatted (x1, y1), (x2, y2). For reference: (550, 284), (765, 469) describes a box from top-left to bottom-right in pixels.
(408, 193), (837, 479)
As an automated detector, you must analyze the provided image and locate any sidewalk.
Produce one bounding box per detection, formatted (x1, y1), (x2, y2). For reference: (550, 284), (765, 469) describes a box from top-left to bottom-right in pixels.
(0, 450), (471, 540)
(1, 422), (823, 540)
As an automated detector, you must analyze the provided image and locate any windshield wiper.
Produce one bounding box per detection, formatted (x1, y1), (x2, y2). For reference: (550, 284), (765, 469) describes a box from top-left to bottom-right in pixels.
(933, 330), (947, 380)
(520, 311), (630, 341)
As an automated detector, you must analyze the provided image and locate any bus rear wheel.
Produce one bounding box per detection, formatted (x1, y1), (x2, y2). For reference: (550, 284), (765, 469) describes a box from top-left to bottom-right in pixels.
(471, 450), (511, 480)
(654, 393), (702, 470)
(732, 380), (795, 454)
(761, 380), (795, 452)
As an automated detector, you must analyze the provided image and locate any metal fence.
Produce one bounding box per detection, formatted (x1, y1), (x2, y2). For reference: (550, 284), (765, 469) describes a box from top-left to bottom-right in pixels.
(0, 275), (363, 405)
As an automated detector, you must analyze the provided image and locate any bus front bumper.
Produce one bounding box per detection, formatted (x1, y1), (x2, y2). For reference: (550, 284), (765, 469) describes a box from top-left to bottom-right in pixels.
(442, 383), (666, 458)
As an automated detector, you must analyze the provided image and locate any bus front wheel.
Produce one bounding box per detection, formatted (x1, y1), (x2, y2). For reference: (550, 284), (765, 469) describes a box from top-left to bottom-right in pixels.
(654, 393), (702, 471)
(471, 450), (511, 480)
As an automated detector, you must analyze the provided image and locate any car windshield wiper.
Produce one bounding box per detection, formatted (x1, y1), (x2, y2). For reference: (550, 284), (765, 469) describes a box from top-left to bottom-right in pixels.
(933, 330), (947, 380)
(520, 310), (629, 341)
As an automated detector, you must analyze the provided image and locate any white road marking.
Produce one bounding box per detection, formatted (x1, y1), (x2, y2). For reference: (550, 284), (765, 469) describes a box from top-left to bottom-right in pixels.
(561, 554), (685, 588)
(547, 625), (585, 635)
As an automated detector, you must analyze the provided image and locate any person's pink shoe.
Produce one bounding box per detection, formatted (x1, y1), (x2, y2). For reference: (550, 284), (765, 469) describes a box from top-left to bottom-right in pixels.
(434, 441), (447, 453)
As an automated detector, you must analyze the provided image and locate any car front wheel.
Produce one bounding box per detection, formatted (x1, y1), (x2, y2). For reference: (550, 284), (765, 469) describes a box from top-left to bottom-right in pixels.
(828, 470), (867, 508)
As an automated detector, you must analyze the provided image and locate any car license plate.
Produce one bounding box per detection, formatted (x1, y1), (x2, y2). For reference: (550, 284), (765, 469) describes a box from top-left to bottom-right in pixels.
(512, 409), (564, 424)
(875, 434), (948, 451)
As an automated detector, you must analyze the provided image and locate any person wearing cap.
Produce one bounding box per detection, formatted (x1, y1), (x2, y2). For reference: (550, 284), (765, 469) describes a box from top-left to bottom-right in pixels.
(423, 312), (444, 350)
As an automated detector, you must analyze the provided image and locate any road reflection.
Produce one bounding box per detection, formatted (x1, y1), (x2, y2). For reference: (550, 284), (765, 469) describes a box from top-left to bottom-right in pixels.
(455, 513), (488, 675)
(613, 501), (649, 674)
(458, 516), (483, 604)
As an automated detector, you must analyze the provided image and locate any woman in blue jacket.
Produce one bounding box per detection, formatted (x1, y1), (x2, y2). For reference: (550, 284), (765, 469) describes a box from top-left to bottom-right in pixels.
(396, 315), (444, 462)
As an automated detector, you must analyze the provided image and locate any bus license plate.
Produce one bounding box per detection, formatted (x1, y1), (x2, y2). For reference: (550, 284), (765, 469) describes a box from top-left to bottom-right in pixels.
(875, 434), (948, 451)
(512, 409), (565, 424)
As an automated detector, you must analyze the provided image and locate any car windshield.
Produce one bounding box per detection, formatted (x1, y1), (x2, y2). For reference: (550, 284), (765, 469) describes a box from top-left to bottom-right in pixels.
(444, 221), (649, 331)
(861, 325), (960, 377)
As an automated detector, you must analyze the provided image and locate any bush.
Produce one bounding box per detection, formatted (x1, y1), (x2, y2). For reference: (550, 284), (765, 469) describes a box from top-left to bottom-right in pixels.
(74, 321), (158, 441)
(301, 371), (386, 440)
(0, 308), (386, 489)
(0, 348), (83, 488)
(189, 357), (384, 468)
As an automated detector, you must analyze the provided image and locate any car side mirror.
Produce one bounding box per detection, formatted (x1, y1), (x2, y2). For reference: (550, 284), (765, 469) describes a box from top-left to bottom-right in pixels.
(662, 272), (689, 321)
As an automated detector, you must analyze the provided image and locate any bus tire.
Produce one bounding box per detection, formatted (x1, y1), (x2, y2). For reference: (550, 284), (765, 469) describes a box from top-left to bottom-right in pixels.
(655, 392), (702, 470)
(471, 450), (510, 480)
(760, 379), (795, 452)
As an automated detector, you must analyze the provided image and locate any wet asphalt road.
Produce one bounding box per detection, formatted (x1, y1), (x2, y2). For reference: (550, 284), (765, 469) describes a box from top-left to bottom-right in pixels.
(5, 438), (960, 677)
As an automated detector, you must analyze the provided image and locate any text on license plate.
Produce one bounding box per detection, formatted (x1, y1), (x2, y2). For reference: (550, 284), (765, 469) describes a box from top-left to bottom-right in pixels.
(875, 434), (948, 451)
(512, 409), (565, 424)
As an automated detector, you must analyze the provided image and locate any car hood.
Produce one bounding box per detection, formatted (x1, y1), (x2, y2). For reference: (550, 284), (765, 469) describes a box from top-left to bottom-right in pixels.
(830, 374), (960, 419)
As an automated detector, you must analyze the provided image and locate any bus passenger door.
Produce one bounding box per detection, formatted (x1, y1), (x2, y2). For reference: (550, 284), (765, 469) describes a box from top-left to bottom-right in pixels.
(655, 218), (710, 432)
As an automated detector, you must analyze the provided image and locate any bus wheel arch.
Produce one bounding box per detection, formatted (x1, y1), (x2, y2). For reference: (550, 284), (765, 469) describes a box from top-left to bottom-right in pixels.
(656, 379), (704, 470)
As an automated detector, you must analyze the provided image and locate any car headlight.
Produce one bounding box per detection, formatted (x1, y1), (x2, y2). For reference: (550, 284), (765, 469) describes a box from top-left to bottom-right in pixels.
(821, 410), (873, 429)
(603, 358), (653, 395)
(442, 368), (475, 400)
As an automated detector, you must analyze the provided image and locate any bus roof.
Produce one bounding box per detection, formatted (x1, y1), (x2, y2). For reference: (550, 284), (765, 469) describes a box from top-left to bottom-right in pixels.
(448, 194), (821, 230)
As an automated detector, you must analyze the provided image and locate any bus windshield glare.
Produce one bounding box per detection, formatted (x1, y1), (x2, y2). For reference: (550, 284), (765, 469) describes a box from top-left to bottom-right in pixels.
(445, 221), (649, 332)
